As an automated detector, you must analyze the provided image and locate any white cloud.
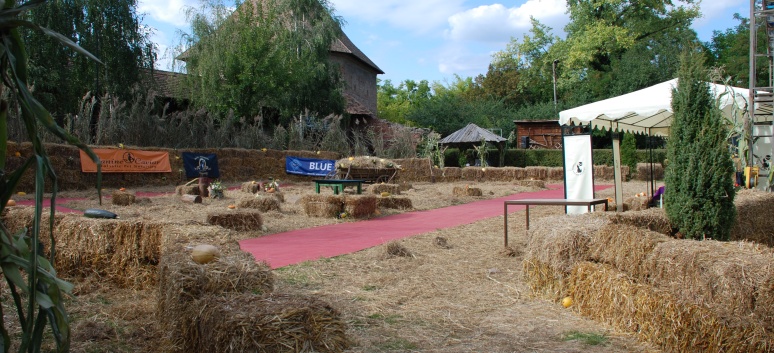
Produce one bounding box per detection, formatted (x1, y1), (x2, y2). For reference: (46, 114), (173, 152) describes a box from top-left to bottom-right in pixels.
(138, 0), (198, 27)
(436, 44), (493, 78)
(331, 0), (466, 34)
(446, 0), (567, 42)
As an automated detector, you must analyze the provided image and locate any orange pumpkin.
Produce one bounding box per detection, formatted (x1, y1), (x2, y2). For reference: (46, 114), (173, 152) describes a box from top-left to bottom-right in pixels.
(228, 205), (236, 209)
(119, 188), (126, 192)
(6, 200), (16, 207)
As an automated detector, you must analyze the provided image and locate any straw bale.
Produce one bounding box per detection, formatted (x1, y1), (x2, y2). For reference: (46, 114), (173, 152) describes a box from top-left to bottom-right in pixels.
(343, 195), (377, 219)
(452, 186), (482, 197)
(336, 156), (397, 169)
(643, 239), (774, 331)
(485, 167), (515, 182)
(625, 195), (650, 211)
(175, 185), (200, 196)
(461, 167), (483, 181)
(513, 180), (546, 189)
(398, 182), (413, 192)
(433, 236), (452, 249)
(111, 191), (135, 206)
(376, 197), (413, 210)
(522, 214), (609, 300)
(440, 167), (461, 182)
(589, 223), (670, 279)
(513, 167), (527, 180)
(238, 195), (281, 212)
(53, 216), (164, 288)
(547, 167), (564, 180)
(240, 181), (262, 193)
(569, 262), (772, 353)
(206, 210), (263, 231)
(732, 189), (774, 246)
(1, 207), (65, 238)
(386, 241), (413, 257)
(609, 207), (672, 235)
(369, 183), (400, 195)
(170, 293), (349, 353)
(636, 163), (664, 181)
(525, 167), (548, 180)
(393, 158), (431, 182)
(304, 202), (342, 218)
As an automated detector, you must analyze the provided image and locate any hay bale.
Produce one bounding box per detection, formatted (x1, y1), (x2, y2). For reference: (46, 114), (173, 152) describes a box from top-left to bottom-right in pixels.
(547, 167), (564, 180)
(175, 185), (199, 196)
(111, 191), (135, 206)
(386, 241), (413, 257)
(440, 167), (461, 182)
(569, 262), (771, 353)
(513, 180), (546, 189)
(609, 208), (672, 235)
(588, 223), (670, 279)
(343, 195), (377, 219)
(643, 239), (774, 332)
(484, 167), (514, 182)
(271, 191), (285, 203)
(300, 194), (345, 218)
(240, 181), (262, 193)
(460, 167), (483, 181)
(452, 186), (482, 197)
(369, 183), (400, 195)
(207, 210), (263, 231)
(625, 195), (650, 211)
(52, 216), (164, 288)
(522, 213), (609, 300)
(732, 189), (774, 246)
(398, 182), (413, 192)
(513, 167), (527, 180)
(525, 167), (548, 180)
(636, 163), (664, 181)
(171, 293), (349, 353)
(376, 197), (413, 210)
(238, 195), (281, 212)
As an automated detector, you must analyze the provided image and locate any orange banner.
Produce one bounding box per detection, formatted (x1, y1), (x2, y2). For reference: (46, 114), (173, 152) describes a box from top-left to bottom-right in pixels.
(79, 149), (172, 173)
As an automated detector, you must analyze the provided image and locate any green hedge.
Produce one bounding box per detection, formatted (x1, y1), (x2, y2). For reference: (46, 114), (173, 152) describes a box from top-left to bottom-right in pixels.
(444, 148), (667, 167)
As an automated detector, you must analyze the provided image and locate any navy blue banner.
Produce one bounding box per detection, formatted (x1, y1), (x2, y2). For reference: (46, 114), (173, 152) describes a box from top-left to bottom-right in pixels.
(286, 156), (335, 177)
(182, 152), (220, 178)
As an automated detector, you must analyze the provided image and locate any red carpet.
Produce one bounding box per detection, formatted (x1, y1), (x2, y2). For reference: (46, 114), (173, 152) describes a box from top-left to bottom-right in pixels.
(240, 184), (612, 269)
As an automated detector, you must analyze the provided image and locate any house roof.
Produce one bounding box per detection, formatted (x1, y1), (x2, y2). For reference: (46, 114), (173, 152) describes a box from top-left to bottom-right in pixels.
(331, 31), (384, 74)
(343, 93), (373, 116)
(144, 69), (187, 99)
(439, 123), (507, 144)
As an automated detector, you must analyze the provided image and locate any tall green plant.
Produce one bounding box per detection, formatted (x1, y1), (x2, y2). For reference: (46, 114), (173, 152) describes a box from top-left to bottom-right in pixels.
(0, 1), (102, 351)
(665, 50), (735, 240)
(620, 132), (637, 175)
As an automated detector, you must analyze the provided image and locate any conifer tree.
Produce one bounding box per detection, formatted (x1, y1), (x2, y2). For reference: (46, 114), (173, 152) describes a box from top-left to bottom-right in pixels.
(665, 50), (736, 240)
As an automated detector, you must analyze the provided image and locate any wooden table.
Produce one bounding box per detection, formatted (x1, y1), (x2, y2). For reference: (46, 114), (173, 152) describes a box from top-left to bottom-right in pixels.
(502, 198), (609, 247)
(313, 179), (365, 195)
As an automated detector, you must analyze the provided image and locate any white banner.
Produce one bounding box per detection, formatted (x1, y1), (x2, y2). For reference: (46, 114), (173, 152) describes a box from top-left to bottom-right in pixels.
(564, 135), (594, 214)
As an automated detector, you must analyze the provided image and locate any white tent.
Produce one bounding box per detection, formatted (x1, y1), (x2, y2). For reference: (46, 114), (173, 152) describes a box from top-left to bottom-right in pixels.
(558, 78), (763, 136)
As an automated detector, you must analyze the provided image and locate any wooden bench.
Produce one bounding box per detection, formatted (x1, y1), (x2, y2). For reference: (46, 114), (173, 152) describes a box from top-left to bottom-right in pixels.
(313, 179), (365, 195)
(502, 198), (608, 247)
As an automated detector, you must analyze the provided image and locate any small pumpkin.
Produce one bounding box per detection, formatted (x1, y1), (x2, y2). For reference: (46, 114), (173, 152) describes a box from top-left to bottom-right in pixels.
(119, 187), (126, 192)
(6, 200), (16, 207)
(228, 204), (236, 209)
(380, 192), (391, 197)
(267, 188), (275, 193)
(562, 296), (573, 308)
(16, 191), (26, 196)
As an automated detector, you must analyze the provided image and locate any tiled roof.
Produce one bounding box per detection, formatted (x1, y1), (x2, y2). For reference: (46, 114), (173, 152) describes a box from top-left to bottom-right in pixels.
(439, 123), (507, 144)
(145, 69), (187, 99)
(343, 93), (373, 116)
(331, 31), (384, 74)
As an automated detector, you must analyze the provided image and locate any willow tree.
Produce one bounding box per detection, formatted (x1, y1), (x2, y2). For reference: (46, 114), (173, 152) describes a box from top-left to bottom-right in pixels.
(664, 50), (735, 240)
(179, 0), (345, 123)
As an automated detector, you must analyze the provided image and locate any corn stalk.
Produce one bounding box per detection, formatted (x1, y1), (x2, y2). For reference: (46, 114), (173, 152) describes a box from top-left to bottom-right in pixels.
(0, 1), (102, 352)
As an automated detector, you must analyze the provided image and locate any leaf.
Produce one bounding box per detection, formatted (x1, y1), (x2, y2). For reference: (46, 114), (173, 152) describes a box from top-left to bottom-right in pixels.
(35, 291), (53, 309)
(0, 263), (26, 291)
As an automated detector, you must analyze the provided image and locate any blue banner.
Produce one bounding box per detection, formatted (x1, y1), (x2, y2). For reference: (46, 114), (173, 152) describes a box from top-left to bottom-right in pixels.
(286, 156), (335, 177)
(182, 152), (220, 178)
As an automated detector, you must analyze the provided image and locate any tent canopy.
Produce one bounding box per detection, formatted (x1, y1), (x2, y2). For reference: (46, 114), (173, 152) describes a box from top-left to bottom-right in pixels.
(439, 123), (507, 144)
(558, 78), (765, 136)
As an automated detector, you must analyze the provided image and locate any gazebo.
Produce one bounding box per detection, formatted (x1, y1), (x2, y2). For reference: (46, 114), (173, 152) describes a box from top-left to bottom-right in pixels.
(439, 123), (507, 167)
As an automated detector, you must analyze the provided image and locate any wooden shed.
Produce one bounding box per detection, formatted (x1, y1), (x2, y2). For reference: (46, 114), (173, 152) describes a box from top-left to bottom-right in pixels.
(514, 120), (576, 149)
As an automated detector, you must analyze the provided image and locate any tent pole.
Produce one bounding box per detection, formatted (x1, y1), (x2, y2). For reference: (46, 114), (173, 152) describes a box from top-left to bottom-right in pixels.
(649, 134), (655, 199)
(612, 131), (624, 212)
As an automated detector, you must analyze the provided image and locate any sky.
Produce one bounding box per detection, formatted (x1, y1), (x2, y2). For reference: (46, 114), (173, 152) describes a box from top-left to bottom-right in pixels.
(138, 0), (752, 85)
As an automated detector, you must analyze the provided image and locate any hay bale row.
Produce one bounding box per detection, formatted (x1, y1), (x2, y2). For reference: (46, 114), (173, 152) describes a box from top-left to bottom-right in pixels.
(237, 195), (281, 212)
(481, 167), (514, 182)
(206, 210), (263, 231)
(343, 195), (377, 219)
(369, 183), (400, 195)
(460, 167), (483, 181)
(452, 186), (482, 197)
(525, 167), (548, 180)
(636, 162), (664, 181)
(53, 216), (164, 288)
(376, 197), (413, 210)
(524, 214), (608, 279)
(732, 189), (774, 246)
(393, 158), (431, 182)
(569, 262), (772, 353)
(588, 223), (670, 279)
(439, 167), (461, 182)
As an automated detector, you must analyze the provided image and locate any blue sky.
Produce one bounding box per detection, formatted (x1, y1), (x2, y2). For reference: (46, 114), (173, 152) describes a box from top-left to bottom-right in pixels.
(138, 0), (751, 84)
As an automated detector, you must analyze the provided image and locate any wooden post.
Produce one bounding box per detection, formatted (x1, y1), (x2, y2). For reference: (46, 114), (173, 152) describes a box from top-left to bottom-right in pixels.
(181, 194), (202, 203)
(611, 132), (624, 212)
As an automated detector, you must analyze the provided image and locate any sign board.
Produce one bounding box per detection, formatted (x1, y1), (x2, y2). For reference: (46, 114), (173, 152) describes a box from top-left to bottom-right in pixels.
(285, 156), (335, 177)
(182, 153), (220, 178)
(563, 134), (595, 214)
(80, 149), (171, 173)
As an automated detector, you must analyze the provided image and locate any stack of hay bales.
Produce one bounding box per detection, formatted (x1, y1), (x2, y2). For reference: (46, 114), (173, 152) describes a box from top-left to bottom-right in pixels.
(732, 189), (774, 246)
(523, 209), (774, 351)
(206, 210), (263, 231)
(157, 250), (349, 353)
(636, 163), (664, 181)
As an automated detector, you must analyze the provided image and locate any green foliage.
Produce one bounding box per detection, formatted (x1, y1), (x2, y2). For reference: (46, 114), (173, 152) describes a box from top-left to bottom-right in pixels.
(180, 0), (345, 121)
(620, 133), (637, 174)
(665, 50), (736, 240)
(0, 1), (104, 351)
(24, 0), (155, 116)
(561, 331), (608, 346)
(706, 14), (770, 88)
(376, 79), (431, 125)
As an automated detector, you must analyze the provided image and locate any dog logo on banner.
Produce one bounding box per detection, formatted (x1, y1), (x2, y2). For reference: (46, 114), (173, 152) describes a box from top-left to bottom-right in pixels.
(572, 161), (585, 175)
(195, 156), (212, 174)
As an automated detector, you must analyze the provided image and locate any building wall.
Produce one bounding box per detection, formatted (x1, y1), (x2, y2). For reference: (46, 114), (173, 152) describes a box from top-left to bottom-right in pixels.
(330, 52), (378, 116)
(515, 122), (562, 149)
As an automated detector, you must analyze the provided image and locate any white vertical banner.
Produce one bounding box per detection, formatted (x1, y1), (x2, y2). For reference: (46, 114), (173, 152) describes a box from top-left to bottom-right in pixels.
(563, 135), (594, 214)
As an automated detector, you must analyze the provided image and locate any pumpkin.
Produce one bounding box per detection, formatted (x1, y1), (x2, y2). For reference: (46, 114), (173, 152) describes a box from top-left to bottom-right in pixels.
(228, 205), (236, 209)
(380, 192), (391, 197)
(562, 296), (573, 308)
(267, 188), (275, 193)
(17, 192), (26, 196)
(119, 188), (126, 192)
(14, 151), (20, 157)
(6, 200), (16, 207)
(191, 244), (219, 264)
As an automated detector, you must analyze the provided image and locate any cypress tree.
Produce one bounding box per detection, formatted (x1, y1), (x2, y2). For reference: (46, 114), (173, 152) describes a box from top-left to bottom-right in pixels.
(620, 132), (637, 176)
(664, 51), (736, 240)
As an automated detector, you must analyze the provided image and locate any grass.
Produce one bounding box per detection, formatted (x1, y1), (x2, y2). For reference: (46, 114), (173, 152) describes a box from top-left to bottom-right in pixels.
(561, 330), (608, 346)
(377, 337), (418, 351)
